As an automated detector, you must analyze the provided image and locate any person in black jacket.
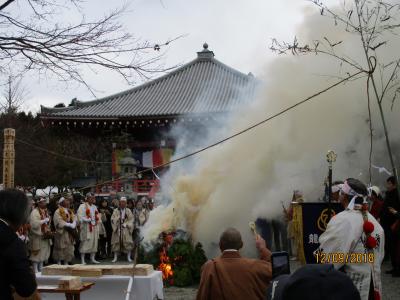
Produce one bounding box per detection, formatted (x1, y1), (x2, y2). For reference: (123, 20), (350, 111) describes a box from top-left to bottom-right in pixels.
(388, 206), (400, 277)
(389, 207), (400, 220)
(0, 189), (38, 299)
(98, 198), (113, 258)
(381, 176), (400, 276)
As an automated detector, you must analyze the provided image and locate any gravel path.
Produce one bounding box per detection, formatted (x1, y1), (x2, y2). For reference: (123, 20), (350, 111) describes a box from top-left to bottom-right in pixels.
(164, 286), (198, 300)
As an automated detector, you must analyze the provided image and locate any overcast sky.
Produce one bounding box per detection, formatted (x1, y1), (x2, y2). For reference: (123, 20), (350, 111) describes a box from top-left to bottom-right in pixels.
(19, 0), (338, 113)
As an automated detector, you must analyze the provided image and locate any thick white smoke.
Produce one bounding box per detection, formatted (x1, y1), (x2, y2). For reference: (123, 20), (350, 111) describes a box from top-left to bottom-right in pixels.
(142, 1), (400, 257)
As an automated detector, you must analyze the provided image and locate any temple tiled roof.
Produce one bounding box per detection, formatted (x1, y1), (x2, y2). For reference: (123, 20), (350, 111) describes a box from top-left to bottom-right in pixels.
(40, 44), (256, 120)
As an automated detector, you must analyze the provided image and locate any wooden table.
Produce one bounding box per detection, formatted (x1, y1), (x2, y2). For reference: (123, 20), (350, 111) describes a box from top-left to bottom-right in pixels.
(38, 282), (95, 300)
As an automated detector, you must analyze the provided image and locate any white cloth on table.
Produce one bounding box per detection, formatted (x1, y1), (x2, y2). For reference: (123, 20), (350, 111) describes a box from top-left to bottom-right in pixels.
(36, 271), (164, 300)
(133, 271), (164, 300)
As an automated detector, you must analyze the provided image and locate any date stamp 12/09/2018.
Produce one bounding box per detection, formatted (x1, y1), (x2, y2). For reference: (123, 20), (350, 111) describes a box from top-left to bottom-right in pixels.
(314, 252), (375, 264)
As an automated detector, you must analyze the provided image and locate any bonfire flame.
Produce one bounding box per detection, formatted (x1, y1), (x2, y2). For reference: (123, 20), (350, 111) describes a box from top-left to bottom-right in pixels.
(158, 232), (175, 282)
(159, 248), (173, 280)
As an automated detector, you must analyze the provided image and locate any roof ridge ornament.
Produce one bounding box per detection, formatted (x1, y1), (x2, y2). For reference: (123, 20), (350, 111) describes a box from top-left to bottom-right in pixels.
(197, 42), (214, 60)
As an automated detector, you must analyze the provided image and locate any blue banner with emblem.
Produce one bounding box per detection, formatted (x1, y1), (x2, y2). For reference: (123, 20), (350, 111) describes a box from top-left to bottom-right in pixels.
(300, 202), (344, 263)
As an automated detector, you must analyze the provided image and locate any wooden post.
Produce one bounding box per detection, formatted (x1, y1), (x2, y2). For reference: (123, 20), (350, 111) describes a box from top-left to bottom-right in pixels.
(3, 128), (15, 188)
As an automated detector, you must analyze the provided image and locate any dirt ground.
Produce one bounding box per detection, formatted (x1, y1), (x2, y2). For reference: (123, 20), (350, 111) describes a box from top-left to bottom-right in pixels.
(164, 286), (198, 300)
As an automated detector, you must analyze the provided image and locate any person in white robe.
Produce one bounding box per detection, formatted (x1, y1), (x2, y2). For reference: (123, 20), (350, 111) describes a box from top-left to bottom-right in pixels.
(53, 196), (77, 265)
(29, 197), (52, 273)
(134, 197), (149, 227)
(77, 192), (101, 264)
(111, 197), (134, 262)
(316, 178), (384, 300)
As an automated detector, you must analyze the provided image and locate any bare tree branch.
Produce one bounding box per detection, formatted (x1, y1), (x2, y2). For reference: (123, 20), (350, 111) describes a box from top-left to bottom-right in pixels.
(271, 0), (400, 185)
(0, 0), (15, 11)
(1, 74), (28, 114)
(0, 1), (182, 91)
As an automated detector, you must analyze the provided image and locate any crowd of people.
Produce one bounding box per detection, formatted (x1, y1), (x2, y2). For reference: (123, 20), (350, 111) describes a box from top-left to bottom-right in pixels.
(16, 192), (153, 271)
(1, 175), (399, 299)
(1, 189), (154, 298)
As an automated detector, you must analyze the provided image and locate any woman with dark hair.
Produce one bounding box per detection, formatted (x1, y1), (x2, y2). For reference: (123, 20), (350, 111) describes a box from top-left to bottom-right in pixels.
(127, 199), (134, 211)
(0, 189), (39, 299)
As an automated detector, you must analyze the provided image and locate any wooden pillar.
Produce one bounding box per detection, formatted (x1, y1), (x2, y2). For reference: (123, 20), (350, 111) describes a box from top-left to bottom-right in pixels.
(3, 128), (15, 188)
(292, 203), (306, 265)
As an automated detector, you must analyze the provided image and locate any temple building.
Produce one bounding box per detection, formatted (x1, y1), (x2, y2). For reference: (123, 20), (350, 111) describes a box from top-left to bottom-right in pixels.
(40, 44), (256, 198)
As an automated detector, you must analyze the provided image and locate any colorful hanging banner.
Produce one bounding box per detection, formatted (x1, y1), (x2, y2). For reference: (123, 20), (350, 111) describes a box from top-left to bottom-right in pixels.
(113, 148), (174, 170)
(142, 149), (173, 168)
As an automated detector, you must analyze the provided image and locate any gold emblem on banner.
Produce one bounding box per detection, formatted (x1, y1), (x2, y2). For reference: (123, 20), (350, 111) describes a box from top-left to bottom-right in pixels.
(317, 208), (336, 231)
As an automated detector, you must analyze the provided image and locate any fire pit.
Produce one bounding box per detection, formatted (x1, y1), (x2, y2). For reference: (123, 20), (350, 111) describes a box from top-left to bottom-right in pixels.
(138, 230), (207, 287)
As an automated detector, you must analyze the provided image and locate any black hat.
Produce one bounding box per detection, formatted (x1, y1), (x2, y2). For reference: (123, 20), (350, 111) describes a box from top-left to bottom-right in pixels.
(266, 264), (360, 300)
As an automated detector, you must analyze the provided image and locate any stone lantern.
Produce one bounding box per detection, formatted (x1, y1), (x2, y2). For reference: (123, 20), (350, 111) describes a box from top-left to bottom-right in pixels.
(118, 148), (139, 196)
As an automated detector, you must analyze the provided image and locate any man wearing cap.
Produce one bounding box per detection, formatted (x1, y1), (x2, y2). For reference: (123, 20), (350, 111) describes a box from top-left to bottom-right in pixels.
(53, 196), (77, 265)
(29, 197), (52, 273)
(316, 178), (384, 300)
(111, 196), (134, 262)
(77, 192), (101, 264)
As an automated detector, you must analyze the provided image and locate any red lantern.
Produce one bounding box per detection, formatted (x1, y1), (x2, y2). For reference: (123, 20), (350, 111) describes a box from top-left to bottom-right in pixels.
(363, 221), (374, 234)
(366, 236), (377, 249)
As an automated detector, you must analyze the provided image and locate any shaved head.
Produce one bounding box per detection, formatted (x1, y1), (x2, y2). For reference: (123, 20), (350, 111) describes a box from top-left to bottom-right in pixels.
(219, 228), (243, 251)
